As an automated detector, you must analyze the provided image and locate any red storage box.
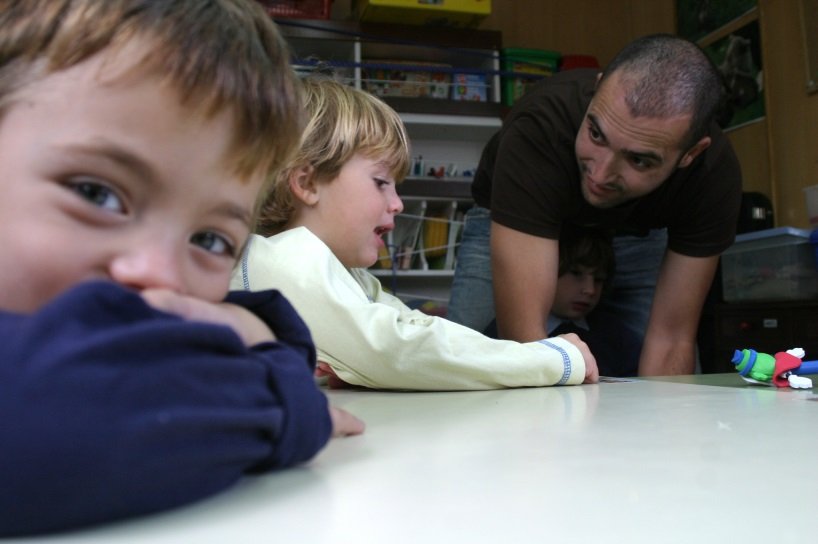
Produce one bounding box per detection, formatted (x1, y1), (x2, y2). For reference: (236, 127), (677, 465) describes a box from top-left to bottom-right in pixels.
(259, 0), (332, 20)
(560, 54), (600, 71)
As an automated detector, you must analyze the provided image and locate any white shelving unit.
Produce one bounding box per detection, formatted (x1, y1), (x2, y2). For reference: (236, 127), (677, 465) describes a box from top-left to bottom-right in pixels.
(401, 112), (500, 186)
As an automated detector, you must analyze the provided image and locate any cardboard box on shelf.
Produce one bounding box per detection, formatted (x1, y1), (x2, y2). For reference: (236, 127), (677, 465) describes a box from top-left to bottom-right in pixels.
(362, 60), (451, 99)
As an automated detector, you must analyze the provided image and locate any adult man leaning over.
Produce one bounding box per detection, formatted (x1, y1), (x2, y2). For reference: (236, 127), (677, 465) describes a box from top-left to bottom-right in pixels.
(448, 34), (742, 376)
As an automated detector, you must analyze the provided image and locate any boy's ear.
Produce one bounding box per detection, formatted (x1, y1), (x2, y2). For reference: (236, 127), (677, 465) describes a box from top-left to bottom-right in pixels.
(288, 165), (320, 206)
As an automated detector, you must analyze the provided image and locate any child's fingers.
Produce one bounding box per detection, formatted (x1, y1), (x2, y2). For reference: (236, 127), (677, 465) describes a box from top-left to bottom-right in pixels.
(329, 406), (365, 437)
(141, 288), (200, 319)
(141, 289), (276, 345)
(315, 362), (352, 389)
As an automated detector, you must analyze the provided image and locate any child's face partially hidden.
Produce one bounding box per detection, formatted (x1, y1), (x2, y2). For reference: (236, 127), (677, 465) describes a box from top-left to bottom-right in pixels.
(300, 153), (403, 268)
(0, 44), (263, 313)
(551, 265), (605, 321)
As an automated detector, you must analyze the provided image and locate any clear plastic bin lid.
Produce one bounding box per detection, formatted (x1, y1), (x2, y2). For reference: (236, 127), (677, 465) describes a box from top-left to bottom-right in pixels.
(734, 226), (812, 243)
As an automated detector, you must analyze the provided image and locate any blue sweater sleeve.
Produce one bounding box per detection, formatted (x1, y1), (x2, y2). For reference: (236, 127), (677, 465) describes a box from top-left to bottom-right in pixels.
(0, 281), (331, 536)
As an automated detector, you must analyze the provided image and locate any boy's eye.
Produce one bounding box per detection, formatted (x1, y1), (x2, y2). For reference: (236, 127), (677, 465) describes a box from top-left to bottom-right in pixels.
(190, 231), (236, 257)
(69, 180), (124, 212)
(374, 177), (391, 188)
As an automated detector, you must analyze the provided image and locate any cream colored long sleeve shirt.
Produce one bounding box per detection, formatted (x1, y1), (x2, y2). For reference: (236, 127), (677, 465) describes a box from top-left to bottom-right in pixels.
(231, 227), (586, 390)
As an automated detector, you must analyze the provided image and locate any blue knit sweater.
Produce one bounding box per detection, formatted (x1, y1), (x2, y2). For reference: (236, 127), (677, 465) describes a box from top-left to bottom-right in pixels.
(0, 281), (330, 536)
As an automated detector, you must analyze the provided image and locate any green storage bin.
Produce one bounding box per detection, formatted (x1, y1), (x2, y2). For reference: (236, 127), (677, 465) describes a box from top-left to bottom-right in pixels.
(501, 47), (560, 106)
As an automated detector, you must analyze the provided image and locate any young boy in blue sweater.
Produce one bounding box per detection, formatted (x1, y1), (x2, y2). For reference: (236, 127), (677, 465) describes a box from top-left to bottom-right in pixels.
(0, 0), (362, 536)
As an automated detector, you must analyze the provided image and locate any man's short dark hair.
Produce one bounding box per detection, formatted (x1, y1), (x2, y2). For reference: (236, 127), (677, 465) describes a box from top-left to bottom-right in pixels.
(600, 33), (725, 150)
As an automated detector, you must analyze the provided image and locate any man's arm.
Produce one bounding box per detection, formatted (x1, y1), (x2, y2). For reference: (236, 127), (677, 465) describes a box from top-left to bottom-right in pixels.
(490, 222), (599, 384)
(639, 250), (719, 376)
(490, 221), (559, 342)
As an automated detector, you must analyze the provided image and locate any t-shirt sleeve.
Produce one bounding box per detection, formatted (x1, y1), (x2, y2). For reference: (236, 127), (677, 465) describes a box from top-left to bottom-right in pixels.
(489, 115), (575, 240)
(0, 281), (331, 536)
(664, 131), (743, 257)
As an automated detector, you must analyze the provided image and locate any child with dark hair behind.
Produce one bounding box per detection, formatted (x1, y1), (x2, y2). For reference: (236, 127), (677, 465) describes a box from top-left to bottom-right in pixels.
(548, 227), (641, 377)
(486, 226), (640, 377)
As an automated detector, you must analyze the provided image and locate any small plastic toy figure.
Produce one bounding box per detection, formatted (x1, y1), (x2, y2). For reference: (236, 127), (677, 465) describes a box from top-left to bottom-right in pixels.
(732, 347), (818, 389)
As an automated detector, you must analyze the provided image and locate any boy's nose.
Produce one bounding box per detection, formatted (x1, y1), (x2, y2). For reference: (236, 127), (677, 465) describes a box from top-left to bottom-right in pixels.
(389, 193), (404, 215)
(580, 275), (597, 295)
(108, 244), (186, 293)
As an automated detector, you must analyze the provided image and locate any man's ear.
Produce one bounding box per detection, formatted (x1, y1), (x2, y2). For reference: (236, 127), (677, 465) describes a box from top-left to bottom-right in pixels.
(288, 165), (319, 206)
(678, 136), (711, 168)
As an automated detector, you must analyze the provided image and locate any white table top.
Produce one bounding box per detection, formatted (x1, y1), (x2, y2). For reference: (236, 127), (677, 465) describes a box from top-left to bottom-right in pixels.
(26, 376), (818, 543)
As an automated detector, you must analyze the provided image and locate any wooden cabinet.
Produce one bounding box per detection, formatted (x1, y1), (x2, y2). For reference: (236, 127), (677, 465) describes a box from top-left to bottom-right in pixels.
(711, 301), (818, 373)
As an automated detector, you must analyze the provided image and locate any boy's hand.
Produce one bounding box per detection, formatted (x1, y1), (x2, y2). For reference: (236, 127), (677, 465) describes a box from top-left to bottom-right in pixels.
(556, 332), (599, 384)
(330, 406), (365, 437)
(316, 361), (352, 389)
(141, 289), (275, 346)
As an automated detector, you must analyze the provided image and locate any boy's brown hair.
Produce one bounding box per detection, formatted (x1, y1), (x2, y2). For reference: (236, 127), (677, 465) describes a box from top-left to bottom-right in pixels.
(0, 0), (302, 196)
(257, 77), (410, 236)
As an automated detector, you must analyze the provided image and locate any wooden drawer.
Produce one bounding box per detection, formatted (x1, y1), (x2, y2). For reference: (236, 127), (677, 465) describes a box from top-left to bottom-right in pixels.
(715, 307), (792, 349)
(790, 308), (818, 349)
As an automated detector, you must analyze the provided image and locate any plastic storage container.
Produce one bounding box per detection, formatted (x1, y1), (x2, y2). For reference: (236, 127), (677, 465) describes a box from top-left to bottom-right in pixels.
(721, 226), (818, 302)
(812, 229), (818, 269)
(451, 72), (488, 101)
(259, 0), (333, 19)
(355, 0), (490, 28)
(559, 54), (600, 71)
(501, 47), (560, 106)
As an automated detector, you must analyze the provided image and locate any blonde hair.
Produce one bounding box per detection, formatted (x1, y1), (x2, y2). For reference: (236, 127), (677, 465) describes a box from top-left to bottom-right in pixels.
(0, 0), (302, 194)
(257, 77), (410, 236)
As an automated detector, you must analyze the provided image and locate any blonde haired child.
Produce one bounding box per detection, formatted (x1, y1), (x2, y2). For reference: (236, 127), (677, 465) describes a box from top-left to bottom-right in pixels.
(234, 78), (598, 390)
(0, 1), (361, 536)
